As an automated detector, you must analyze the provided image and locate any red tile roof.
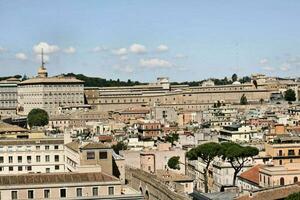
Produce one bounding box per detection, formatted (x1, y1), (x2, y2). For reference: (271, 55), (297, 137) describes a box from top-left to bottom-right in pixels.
(239, 164), (263, 186)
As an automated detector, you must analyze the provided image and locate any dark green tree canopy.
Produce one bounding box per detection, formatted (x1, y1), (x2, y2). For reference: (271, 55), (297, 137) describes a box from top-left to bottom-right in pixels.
(219, 142), (259, 186)
(166, 133), (179, 145)
(232, 73), (238, 82)
(284, 89), (296, 102)
(286, 192), (300, 200)
(27, 108), (49, 128)
(112, 141), (127, 154)
(168, 156), (181, 170)
(240, 94), (248, 105)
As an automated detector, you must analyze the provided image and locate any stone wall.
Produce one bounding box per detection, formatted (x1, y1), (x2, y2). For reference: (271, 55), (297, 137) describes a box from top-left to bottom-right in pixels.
(125, 167), (191, 200)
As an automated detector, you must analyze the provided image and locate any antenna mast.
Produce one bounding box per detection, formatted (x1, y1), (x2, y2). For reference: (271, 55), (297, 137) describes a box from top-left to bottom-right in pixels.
(41, 48), (45, 68)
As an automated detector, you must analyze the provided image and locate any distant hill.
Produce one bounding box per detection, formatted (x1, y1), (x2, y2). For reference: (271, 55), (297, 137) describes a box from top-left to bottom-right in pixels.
(63, 73), (144, 87)
(0, 75), (22, 81)
(0, 73), (252, 87)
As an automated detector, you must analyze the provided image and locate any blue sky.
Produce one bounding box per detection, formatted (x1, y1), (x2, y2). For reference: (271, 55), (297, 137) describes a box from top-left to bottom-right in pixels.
(0, 0), (300, 82)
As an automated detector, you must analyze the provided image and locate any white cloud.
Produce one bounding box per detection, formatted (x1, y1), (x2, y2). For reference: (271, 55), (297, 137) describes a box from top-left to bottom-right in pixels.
(156, 44), (168, 52)
(140, 58), (172, 68)
(36, 54), (50, 63)
(15, 53), (27, 61)
(262, 66), (275, 71)
(175, 54), (187, 59)
(0, 47), (6, 53)
(64, 46), (76, 54)
(259, 58), (268, 65)
(129, 44), (147, 54)
(279, 64), (290, 71)
(120, 56), (128, 60)
(113, 65), (133, 73)
(33, 42), (59, 54)
(92, 46), (108, 52)
(112, 48), (127, 55)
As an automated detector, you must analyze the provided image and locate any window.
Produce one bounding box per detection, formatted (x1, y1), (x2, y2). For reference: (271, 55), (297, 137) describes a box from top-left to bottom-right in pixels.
(11, 191), (18, 200)
(279, 160), (283, 165)
(45, 146), (50, 150)
(92, 187), (98, 196)
(46, 168), (50, 173)
(108, 187), (114, 195)
(36, 155), (41, 162)
(87, 151), (95, 160)
(18, 166), (22, 171)
(0, 167), (3, 171)
(9, 156), (13, 163)
(27, 166), (32, 171)
(278, 150), (283, 156)
(55, 165), (59, 170)
(18, 156), (22, 163)
(45, 155), (50, 162)
(0, 156), (3, 163)
(99, 151), (107, 159)
(36, 146), (40, 150)
(9, 166), (13, 171)
(60, 189), (66, 198)
(28, 190), (34, 199)
(280, 177), (285, 186)
(54, 145), (59, 150)
(44, 189), (50, 198)
(55, 155), (59, 162)
(27, 156), (32, 163)
(288, 150), (295, 156)
(76, 188), (82, 197)
(294, 177), (298, 183)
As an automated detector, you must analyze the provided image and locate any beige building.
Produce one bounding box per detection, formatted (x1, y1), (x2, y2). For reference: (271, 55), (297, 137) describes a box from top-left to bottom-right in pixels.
(0, 171), (143, 200)
(65, 141), (125, 184)
(17, 65), (84, 116)
(85, 77), (277, 113)
(121, 143), (186, 175)
(0, 77), (20, 118)
(0, 138), (65, 174)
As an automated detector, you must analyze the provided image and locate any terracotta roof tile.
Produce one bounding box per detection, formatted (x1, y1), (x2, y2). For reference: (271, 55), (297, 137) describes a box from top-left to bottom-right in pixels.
(239, 164), (263, 185)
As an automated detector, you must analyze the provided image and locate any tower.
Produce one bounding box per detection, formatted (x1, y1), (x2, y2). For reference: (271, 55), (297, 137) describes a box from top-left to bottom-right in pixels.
(37, 48), (48, 78)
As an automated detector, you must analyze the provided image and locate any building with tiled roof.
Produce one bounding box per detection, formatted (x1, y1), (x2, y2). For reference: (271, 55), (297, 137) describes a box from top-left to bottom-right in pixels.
(17, 65), (84, 116)
(237, 165), (264, 193)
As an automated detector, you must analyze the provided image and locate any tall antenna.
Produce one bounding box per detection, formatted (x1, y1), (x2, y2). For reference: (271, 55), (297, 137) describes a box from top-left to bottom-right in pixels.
(41, 48), (45, 68)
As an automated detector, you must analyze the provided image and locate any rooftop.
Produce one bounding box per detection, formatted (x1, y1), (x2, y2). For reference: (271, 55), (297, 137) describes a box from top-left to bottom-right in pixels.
(65, 141), (110, 153)
(0, 172), (119, 186)
(239, 164), (263, 186)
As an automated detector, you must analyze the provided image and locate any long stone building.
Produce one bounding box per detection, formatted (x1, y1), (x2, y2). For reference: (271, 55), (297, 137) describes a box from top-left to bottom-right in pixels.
(85, 76), (298, 112)
(17, 65), (84, 116)
(0, 77), (20, 117)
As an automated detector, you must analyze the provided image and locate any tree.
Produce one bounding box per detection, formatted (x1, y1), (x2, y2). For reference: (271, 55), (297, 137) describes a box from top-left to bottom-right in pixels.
(27, 108), (49, 128)
(284, 89), (296, 102)
(219, 142), (259, 186)
(112, 141), (127, 154)
(166, 133), (179, 145)
(253, 80), (258, 89)
(232, 73), (238, 82)
(259, 98), (264, 105)
(168, 156), (181, 170)
(186, 142), (222, 193)
(286, 192), (300, 200)
(240, 94), (248, 105)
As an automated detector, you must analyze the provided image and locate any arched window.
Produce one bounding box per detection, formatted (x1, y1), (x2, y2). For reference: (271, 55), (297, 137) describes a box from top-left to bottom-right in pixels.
(280, 177), (285, 186)
(294, 177), (298, 183)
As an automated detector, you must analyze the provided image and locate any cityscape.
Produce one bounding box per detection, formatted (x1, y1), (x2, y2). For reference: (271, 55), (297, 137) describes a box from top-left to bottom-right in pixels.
(1, 1), (300, 200)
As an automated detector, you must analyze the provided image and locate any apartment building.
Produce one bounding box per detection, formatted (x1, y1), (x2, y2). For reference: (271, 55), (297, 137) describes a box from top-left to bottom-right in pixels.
(0, 77), (19, 117)
(218, 124), (259, 142)
(65, 141), (125, 183)
(17, 66), (84, 116)
(0, 138), (65, 174)
(265, 136), (300, 166)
